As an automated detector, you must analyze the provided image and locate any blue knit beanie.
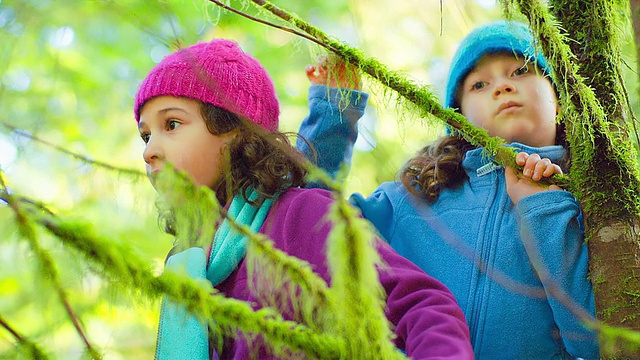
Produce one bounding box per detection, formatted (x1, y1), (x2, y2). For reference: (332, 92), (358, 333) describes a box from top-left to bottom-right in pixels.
(444, 20), (552, 111)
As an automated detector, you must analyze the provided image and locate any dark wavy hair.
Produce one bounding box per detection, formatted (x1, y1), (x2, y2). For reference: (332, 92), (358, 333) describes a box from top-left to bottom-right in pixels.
(400, 123), (570, 203)
(199, 101), (310, 206)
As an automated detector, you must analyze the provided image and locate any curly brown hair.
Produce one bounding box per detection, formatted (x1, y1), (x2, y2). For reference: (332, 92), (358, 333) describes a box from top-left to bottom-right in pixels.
(400, 123), (570, 203)
(199, 101), (309, 206)
(400, 136), (475, 203)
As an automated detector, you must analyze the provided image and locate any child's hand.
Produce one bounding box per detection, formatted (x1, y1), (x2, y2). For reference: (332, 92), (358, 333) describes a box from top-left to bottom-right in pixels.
(306, 54), (362, 90)
(505, 152), (563, 204)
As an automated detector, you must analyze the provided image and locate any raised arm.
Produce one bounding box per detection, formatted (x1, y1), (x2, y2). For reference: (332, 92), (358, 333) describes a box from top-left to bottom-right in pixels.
(296, 55), (368, 182)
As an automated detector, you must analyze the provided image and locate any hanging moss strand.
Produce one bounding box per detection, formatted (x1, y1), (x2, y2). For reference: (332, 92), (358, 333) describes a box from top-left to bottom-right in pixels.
(325, 194), (407, 359)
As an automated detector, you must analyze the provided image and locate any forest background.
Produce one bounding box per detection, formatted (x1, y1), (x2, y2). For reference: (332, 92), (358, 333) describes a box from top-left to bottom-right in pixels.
(1, 0), (639, 358)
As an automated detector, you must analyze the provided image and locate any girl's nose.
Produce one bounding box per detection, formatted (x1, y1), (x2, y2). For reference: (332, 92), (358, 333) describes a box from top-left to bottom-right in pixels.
(493, 79), (515, 97)
(143, 137), (162, 165)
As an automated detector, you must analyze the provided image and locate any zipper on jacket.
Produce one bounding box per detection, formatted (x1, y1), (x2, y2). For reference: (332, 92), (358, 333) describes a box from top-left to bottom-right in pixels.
(476, 161), (502, 177)
(469, 167), (503, 351)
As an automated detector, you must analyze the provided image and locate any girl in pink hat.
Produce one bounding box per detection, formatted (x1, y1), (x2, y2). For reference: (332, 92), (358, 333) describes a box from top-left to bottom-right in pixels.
(134, 38), (473, 359)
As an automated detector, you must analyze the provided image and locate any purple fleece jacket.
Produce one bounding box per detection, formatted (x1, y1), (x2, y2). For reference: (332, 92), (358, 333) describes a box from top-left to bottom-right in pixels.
(215, 187), (473, 359)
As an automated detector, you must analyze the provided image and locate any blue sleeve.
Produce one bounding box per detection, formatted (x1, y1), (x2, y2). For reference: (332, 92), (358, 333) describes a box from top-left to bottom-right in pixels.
(516, 191), (600, 359)
(349, 182), (398, 243)
(296, 84), (368, 183)
(156, 248), (209, 360)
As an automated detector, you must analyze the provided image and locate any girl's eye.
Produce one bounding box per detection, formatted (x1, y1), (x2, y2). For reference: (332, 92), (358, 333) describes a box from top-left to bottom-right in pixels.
(471, 81), (486, 91)
(166, 119), (180, 131)
(140, 133), (150, 144)
(514, 65), (530, 76)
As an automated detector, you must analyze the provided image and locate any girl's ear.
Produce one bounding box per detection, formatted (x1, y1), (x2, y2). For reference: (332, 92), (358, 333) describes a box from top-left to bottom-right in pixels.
(220, 127), (240, 143)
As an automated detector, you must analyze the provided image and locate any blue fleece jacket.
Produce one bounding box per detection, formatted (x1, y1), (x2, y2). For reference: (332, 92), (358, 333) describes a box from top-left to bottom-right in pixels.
(297, 84), (600, 359)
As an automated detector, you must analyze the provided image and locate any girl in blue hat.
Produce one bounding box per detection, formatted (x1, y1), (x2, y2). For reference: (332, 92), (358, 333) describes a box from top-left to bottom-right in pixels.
(298, 20), (600, 359)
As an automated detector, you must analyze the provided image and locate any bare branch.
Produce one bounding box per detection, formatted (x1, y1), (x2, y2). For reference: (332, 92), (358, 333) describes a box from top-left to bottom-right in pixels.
(0, 313), (49, 359)
(0, 122), (144, 178)
(208, 0), (328, 48)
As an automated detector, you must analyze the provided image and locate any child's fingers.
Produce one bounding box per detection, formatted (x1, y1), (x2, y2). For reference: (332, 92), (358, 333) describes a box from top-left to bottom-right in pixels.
(310, 53), (361, 90)
(541, 163), (563, 178)
(522, 153), (541, 178)
(517, 152), (563, 180)
(532, 158), (562, 181)
(305, 65), (316, 80)
(520, 154), (561, 181)
(305, 64), (324, 84)
(515, 152), (528, 166)
(306, 62), (330, 85)
(532, 157), (552, 181)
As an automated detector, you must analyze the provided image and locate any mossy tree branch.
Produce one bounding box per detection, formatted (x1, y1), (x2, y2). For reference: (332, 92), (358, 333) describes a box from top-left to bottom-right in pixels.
(2, 162), (347, 358)
(34, 212), (346, 359)
(217, 0), (519, 170)
(0, 170), (102, 360)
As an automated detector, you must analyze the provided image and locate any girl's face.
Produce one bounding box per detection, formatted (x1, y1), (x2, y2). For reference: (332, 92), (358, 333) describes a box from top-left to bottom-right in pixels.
(459, 53), (558, 147)
(138, 96), (235, 188)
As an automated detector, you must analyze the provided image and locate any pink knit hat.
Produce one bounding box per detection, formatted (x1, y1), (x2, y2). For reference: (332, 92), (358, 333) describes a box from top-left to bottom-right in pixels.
(134, 39), (279, 132)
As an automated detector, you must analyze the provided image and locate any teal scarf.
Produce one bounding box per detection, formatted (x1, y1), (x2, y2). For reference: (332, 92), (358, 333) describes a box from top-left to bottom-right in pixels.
(206, 190), (273, 285)
(155, 189), (274, 360)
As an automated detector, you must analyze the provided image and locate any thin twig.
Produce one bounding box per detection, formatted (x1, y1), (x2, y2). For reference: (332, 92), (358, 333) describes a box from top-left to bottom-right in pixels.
(0, 313), (24, 342)
(0, 122), (144, 178)
(0, 313), (48, 359)
(209, 0), (328, 49)
(0, 189), (55, 215)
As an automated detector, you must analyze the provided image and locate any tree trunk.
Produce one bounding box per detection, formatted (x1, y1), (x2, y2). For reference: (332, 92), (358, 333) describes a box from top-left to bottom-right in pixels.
(546, 0), (640, 356)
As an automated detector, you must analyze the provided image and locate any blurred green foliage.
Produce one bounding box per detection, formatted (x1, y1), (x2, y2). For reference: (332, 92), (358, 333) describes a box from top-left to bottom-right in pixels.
(0, 0), (638, 358)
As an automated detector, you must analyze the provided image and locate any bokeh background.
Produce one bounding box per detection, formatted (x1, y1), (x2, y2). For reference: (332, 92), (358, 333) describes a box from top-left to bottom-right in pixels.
(0, 0), (638, 358)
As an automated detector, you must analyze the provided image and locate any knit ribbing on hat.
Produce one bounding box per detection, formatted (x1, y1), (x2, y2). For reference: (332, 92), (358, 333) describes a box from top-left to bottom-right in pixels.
(134, 39), (279, 132)
(444, 20), (552, 111)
